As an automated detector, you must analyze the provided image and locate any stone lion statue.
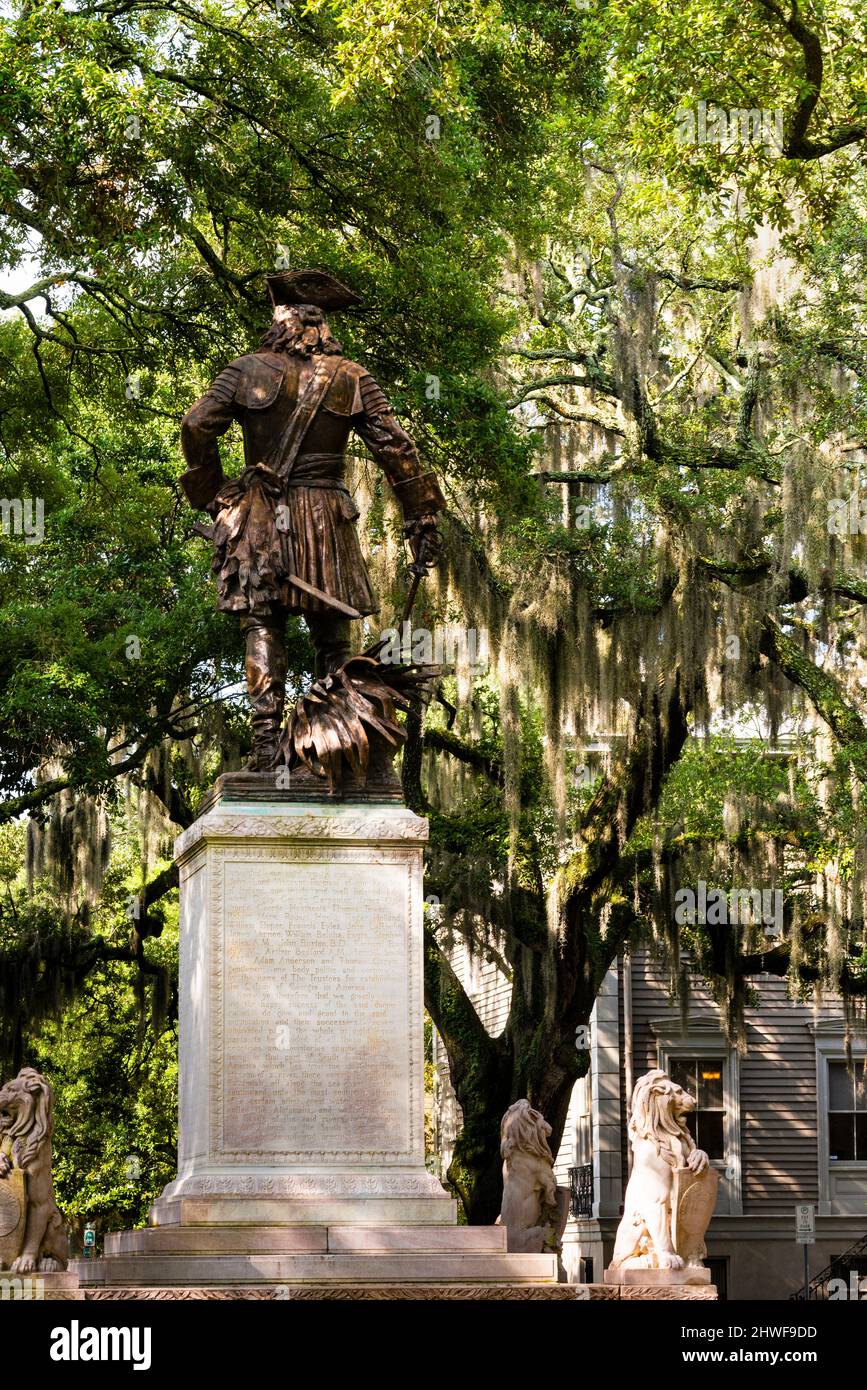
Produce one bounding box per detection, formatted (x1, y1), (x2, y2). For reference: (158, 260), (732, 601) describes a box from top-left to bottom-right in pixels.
(610, 1068), (717, 1274)
(0, 1067), (69, 1272)
(495, 1099), (568, 1255)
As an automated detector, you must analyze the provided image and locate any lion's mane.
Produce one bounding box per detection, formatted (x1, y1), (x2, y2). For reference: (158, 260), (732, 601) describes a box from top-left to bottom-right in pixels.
(0, 1067), (53, 1170)
(628, 1068), (693, 1166)
(500, 1099), (554, 1164)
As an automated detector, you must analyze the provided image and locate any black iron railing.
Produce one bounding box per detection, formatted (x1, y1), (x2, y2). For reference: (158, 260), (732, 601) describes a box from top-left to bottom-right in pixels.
(569, 1163), (593, 1219)
(790, 1230), (867, 1299)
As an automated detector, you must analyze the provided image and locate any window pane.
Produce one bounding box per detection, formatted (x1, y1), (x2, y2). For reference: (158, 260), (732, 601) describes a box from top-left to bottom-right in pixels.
(855, 1068), (867, 1113)
(667, 1057), (726, 1159)
(829, 1111), (856, 1161)
(697, 1110), (725, 1160)
(828, 1062), (855, 1112)
(576, 1112), (592, 1167)
(856, 1113), (867, 1161)
(698, 1061), (724, 1110)
(670, 1058), (697, 1097)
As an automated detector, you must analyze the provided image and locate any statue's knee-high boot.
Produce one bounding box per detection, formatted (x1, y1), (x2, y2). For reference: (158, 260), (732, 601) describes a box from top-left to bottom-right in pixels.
(306, 613), (351, 678)
(242, 620), (288, 770)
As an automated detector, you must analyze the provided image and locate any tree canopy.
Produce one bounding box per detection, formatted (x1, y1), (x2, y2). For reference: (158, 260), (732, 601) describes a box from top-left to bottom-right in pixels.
(1, 0), (866, 1227)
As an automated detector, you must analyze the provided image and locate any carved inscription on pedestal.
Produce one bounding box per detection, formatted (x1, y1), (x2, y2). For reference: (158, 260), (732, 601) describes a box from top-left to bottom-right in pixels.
(216, 851), (412, 1159)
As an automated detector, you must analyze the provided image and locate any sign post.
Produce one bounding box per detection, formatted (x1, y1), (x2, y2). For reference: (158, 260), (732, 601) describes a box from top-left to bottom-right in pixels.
(795, 1203), (815, 1299)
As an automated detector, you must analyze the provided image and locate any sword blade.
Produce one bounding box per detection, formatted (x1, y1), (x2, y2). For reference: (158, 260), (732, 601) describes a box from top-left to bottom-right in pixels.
(286, 572), (363, 619)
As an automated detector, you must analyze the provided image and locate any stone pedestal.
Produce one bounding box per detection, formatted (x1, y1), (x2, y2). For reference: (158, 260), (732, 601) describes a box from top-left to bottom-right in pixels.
(79, 790), (558, 1292)
(603, 1266), (716, 1299)
(592, 1280), (717, 1301)
(604, 1267), (711, 1285)
(155, 794), (446, 1222)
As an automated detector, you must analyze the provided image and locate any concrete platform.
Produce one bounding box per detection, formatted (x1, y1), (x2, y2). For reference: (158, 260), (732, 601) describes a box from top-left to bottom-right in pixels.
(105, 1223), (506, 1255)
(80, 1197), (559, 1290)
(76, 1217), (559, 1287)
(76, 1247), (557, 1287)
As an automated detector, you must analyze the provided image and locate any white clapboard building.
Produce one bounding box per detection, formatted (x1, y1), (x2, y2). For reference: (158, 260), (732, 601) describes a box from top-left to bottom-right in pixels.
(432, 943), (867, 1300)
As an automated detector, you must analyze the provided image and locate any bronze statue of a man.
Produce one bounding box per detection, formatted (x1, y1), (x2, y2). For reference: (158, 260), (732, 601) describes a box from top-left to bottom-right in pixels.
(179, 270), (445, 770)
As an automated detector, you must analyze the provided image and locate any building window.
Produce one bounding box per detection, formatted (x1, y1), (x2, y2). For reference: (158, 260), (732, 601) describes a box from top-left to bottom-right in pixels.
(574, 1073), (592, 1167)
(668, 1057), (726, 1160)
(814, 1032), (867, 1213)
(828, 1061), (867, 1162)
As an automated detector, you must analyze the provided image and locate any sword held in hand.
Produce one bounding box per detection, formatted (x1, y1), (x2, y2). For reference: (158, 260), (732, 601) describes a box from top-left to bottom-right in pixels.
(399, 516), (441, 626)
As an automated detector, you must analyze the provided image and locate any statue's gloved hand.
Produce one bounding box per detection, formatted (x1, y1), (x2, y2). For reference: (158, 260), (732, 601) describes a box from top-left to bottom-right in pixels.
(404, 514), (442, 570)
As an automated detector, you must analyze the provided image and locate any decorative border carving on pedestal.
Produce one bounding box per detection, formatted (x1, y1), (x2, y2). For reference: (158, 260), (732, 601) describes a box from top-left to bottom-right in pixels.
(175, 807), (428, 862)
(172, 1173), (444, 1197)
(86, 1284), (580, 1301)
(618, 1285), (718, 1300)
(208, 842), (422, 1167)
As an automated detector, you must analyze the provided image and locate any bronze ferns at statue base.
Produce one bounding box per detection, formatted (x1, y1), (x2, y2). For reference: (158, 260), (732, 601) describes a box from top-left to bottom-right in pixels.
(278, 649), (438, 789)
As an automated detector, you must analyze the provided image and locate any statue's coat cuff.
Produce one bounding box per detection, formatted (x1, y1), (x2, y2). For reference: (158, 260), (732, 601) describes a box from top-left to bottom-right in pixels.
(391, 471), (446, 519)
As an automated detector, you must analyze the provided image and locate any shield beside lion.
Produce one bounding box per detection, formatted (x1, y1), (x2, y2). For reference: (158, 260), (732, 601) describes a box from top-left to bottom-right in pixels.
(0, 1168), (27, 1269)
(672, 1163), (719, 1266)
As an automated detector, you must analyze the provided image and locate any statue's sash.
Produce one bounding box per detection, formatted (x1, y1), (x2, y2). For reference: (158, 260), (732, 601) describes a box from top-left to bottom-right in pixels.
(264, 354), (343, 482)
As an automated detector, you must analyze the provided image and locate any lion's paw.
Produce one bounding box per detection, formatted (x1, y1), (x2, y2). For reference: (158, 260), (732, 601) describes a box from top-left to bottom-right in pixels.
(39, 1257), (64, 1273)
(656, 1252), (684, 1270)
(11, 1254), (37, 1274)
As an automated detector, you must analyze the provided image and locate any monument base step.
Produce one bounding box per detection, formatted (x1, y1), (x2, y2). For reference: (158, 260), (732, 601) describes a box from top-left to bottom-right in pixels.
(149, 1194), (457, 1227)
(105, 1223), (507, 1256)
(75, 1250), (558, 1286)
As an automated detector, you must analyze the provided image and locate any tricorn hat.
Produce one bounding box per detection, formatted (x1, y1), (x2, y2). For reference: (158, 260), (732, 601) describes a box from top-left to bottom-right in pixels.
(265, 269), (362, 312)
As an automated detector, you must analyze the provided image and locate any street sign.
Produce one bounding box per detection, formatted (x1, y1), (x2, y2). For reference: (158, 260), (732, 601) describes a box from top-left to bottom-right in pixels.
(795, 1203), (815, 1245)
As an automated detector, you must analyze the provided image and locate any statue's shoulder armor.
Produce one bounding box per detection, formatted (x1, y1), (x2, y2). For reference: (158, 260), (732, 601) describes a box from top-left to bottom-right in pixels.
(209, 352), (285, 410)
(318, 356), (363, 416)
(324, 358), (385, 417)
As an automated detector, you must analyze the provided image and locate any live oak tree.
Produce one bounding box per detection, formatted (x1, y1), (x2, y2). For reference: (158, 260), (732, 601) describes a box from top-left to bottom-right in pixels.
(0, 0), (585, 1224)
(1, 0), (867, 1226)
(355, 0), (867, 1220)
